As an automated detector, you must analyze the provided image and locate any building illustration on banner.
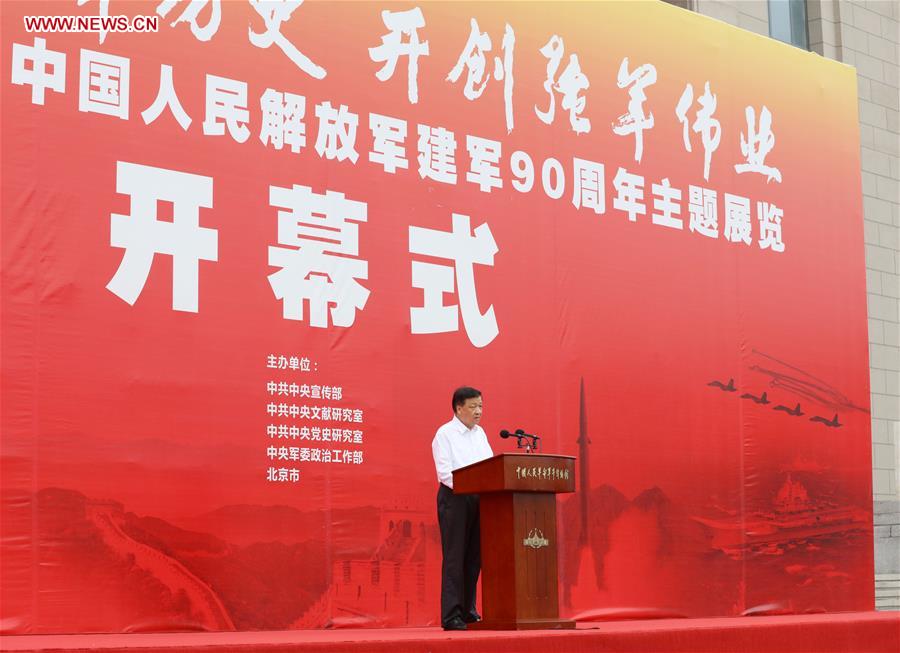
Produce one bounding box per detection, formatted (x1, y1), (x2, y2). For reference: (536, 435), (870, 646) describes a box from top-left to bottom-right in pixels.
(294, 497), (440, 628)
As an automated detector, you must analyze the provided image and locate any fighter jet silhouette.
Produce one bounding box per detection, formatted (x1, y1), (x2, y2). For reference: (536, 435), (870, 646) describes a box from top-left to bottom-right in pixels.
(740, 391), (770, 404)
(708, 378), (736, 392)
(774, 402), (804, 416)
(810, 414), (841, 428)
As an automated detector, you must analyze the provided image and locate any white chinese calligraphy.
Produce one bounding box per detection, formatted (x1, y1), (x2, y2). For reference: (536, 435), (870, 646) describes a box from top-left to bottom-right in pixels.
(156, 0), (221, 42)
(535, 35), (590, 134)
(651, 178), (682, 230)
(267, 185), (369, 328)
(77, 0), (112, 44)
(572, 158), (605, 214)
(612, 57), (656, 163)
(259, 88), (306, 153)
(369, 7), (429, 104)
(369, 113), (408, 173)
(735, 105), (782, 183)
(418, 124), (457, 184)
(675, 81), (721, 181)
(409, 213), (499, 347)
(249, 0), (326, 79)
(79, 49), (129, 119)
(314, 102), (359, 163)
(107, 162), (218, 313)
(724, 193), (752, 245)
(447, 20), (516, 133)
(613, 167), (645, 222)
(688, 185), (718, 239)
(11, 37), (65, 105)
(142, 64), (191, 130)
(203, 74), (250, 142)
(757, 201), (785, 252)
(466, 136), (502, 192)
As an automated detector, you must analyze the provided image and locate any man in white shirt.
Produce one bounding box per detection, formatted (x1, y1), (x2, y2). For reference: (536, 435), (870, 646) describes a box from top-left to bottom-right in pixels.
(431, 386), (494, 631)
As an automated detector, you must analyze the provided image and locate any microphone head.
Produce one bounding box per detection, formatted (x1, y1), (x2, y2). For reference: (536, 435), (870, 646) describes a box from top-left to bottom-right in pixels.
(499, 430), (511, 438)
(515, 429), (525, 435)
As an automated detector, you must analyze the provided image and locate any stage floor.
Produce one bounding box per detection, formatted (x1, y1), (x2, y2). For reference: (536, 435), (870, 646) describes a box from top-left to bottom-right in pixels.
(2, 611), (897, 653)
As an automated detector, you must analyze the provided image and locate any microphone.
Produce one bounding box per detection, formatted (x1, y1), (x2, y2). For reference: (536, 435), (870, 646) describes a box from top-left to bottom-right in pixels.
(500, 428), (540, 453)
(501, 429), (530, 439)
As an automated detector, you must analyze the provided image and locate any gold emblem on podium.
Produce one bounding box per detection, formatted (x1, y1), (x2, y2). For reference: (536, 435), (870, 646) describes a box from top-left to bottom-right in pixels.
(523, 528), (549, 549)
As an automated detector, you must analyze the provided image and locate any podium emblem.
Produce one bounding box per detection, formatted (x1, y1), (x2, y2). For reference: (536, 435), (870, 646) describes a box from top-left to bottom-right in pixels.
(523, 528), (549, 549)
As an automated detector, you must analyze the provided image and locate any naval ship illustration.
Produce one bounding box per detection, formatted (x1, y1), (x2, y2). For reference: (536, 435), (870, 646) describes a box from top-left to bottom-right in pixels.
(693, 475), (869, 558)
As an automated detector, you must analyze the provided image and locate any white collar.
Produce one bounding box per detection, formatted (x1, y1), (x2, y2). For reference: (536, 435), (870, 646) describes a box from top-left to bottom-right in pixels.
(452, 414), (477, 433)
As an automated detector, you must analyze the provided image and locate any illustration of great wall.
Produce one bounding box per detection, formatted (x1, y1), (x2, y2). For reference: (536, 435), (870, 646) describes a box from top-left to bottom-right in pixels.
(86, 502), (235, 631)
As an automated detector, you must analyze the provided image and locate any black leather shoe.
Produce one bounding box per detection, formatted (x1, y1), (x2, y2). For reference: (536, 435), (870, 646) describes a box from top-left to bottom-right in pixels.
(463, 611), (481, 624)
(442, 616), (467, 631)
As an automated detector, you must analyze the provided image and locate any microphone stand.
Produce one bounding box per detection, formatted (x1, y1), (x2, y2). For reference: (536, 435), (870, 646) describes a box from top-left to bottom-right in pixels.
(500, 429), (540, 454)
(520, 434), (532, 454)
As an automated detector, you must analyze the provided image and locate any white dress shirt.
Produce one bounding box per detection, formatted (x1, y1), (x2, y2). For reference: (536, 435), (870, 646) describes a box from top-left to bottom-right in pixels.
(432, 415), (494, 489)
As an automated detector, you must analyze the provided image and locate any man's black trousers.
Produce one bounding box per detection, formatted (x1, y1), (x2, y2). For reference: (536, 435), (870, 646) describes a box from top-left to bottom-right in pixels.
(436, 483), (481, 626)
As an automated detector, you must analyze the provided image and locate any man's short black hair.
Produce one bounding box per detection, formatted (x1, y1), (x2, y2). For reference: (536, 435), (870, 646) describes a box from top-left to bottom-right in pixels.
(452, 386), (482, 412)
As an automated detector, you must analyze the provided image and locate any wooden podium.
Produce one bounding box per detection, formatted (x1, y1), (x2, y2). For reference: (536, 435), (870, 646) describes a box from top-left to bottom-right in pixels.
(453, 453), (576, 630)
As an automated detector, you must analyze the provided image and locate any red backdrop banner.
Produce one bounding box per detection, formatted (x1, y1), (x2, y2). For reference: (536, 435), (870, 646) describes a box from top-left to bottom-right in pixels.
(1, 0), (872, 633)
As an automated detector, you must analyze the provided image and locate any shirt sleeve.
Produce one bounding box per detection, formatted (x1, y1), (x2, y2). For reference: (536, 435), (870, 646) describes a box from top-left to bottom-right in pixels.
(432, 429), (454, 489)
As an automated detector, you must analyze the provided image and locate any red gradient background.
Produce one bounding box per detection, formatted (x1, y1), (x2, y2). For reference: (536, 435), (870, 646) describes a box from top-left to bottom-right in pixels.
(1, 0), (872, 633)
